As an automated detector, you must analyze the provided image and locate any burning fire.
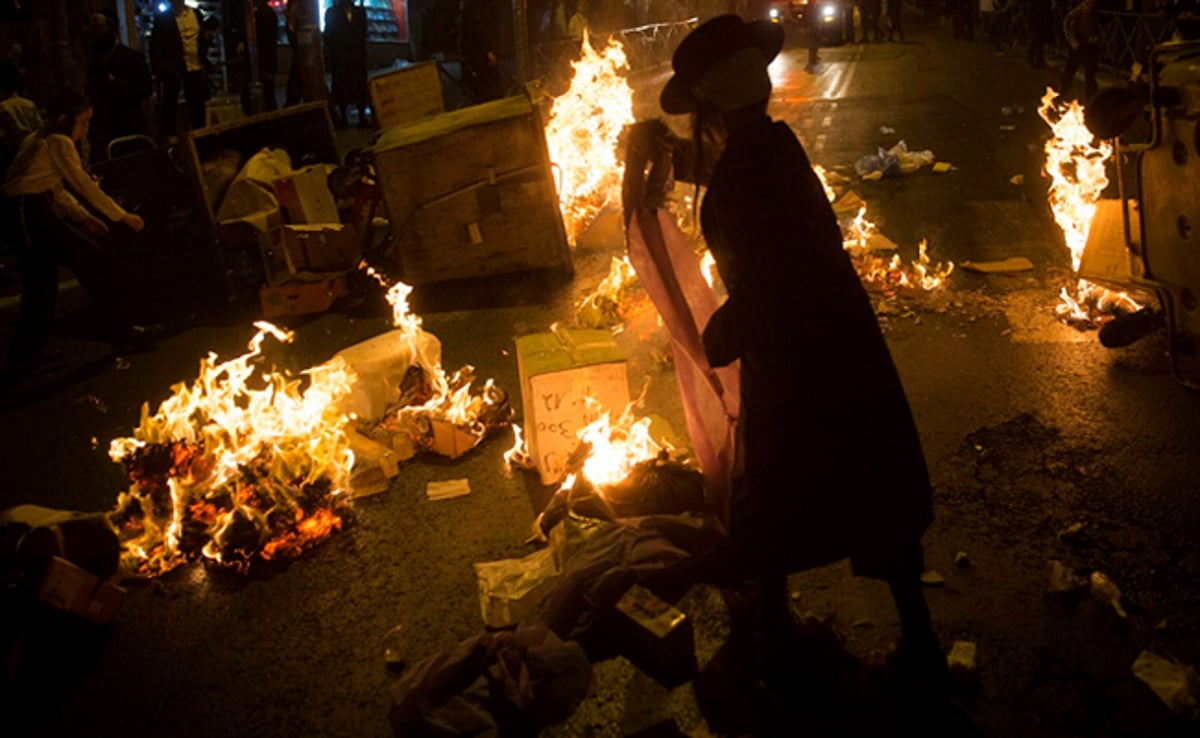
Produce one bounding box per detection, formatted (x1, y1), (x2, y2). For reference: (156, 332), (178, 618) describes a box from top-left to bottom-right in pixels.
(543, 31), (636, 243)
(574, 401), (671, 490)
(577, 255), (639, 328)
(1038, 88), (1141, 322)
(365, 268), (510, 455)
(107, 322), (356, 575)
(813, 166), (954, 291)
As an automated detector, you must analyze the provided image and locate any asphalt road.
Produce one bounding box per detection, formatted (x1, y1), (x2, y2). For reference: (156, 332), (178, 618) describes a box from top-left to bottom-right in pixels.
(2, 12), (1199, 738)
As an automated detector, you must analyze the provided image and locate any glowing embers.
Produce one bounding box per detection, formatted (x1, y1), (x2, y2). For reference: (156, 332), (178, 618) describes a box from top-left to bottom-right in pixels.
(107, 323), (356, 576)
(1037, 88), (1142, 324)
(543, 31), (636, 243)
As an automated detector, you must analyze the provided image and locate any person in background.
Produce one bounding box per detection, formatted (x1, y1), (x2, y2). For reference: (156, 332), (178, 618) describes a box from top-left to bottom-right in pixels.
(85, 11), (152, 159)
(324, 0), (372, 127)
(0, 60), (39, 176)
(863, 0), (884, 40)
(0, 59), (41, 272)
(2, 88), (147, 378)
(151, 0), (211, 139)
(888, 0), (906, 41)
(254, 0), (280, 111)
(626, 14), (947, 713)
(1060, 0), (1101, 101)
(1028, 0), (1052, 68)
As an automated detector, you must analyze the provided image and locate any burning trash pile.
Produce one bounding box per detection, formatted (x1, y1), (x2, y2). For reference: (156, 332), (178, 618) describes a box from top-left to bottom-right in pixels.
(1037, 88), (1144, 326)
(818, 165), (955, 295)
(106, 323), (356, 576)
(346, 271), (512, 462)
(543, 31), (636, 244)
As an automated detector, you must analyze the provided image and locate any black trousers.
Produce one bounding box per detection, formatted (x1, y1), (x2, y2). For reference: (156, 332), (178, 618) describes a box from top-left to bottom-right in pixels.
(8, 193), (121, 364)
(161, 69), (209, 137)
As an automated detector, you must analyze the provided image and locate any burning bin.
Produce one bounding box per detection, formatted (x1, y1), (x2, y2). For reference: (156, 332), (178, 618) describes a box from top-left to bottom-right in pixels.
(372, 93), (573, 285)
(515, 327), (630, 485)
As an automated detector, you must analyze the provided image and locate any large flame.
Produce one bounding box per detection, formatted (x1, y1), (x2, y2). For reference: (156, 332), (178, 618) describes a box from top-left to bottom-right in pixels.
(365, 267), (509, 454)
(544, 30), (636, 243)
(575, 402), (671, 490)
(1037, 88), (1141, 322)
(107, 323), (356, 575)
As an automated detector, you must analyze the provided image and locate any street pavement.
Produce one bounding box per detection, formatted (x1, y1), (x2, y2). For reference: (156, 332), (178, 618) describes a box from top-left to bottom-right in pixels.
(2, 12), (1199, 738)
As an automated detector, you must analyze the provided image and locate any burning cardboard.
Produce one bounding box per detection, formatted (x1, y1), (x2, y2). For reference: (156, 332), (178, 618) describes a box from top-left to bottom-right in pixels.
(106, 323), (356, 576)
(543, 31), (636, 243)
(514, 327), (631, 485)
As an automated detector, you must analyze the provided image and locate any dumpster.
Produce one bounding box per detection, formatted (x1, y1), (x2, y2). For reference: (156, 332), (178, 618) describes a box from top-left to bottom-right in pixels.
(372, 93), (572, 285)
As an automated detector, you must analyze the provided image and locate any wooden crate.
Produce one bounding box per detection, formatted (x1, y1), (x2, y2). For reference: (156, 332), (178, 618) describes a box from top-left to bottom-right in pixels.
(372, 93), (572, 285)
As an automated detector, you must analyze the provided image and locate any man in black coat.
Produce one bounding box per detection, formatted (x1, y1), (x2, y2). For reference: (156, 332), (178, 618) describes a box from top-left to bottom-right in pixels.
(151, 0), (211, 138)
(630, 14), (947, 696)
(85, 11), (152, 158)
(254, 0), (280, 111)
(324, 0), (371, 127)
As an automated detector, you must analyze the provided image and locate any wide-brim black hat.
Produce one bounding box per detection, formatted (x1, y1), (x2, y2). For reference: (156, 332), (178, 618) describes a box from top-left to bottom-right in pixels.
(660, 15), (784, 115)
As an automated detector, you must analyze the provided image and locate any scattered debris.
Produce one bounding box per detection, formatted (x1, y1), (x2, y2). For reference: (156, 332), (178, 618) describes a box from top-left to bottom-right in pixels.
(115, 357), (131, 370)
(1001, 105), (1025, 115)
(955, 551), (972, 568)
(880, 125), (896, 135)
(999, 124), (1017, 132)
(947, 641), (978, 681)
(1009, 174), (1025, 186)
(960, 257), (1035, 274)
(474, 548), (559, 629)
(851, 617), (875, 629)
(427, 479), (471, 501)
(920, 569), (946, 587)
(1132, 650), (1200, 719)
(1090, 571), (1128, 618)
(1047, 559), (1090, 594)
(382, 624), (408, 669)
(75, 394), (108, 413)
(1057, 521), (1085, 541)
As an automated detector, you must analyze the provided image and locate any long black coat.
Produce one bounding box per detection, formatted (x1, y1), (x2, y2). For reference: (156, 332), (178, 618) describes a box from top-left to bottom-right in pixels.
(699, 115), (932, 578)
(324, 4), (370, 106)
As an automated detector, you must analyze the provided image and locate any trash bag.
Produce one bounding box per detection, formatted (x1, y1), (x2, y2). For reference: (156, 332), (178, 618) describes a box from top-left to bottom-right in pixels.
(888, 140), (936, 173)
(604, 454), (705, 519)
(855, 148), (901, 178)
(388, 625), (591, 738)
(474, 549), (560, 629)
(530, 514), (724, 661)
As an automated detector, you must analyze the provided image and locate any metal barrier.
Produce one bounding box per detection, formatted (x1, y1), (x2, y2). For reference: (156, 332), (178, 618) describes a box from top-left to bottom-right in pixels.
(1097, 10), (1182, 72)
(527, 18), (698, 92)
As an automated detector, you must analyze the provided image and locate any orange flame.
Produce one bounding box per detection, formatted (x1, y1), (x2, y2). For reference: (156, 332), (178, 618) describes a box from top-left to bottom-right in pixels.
(544, 31), (635, 243)
(107, 323), (357, 575)
(1037, 88), (1142, 322)
(364, 267), (509, 452)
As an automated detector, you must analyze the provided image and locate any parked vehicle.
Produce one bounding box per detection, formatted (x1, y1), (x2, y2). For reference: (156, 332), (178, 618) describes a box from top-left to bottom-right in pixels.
(766, 0), (847, 45)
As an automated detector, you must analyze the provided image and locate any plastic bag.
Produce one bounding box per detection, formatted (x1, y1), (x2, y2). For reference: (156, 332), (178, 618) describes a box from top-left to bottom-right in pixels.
(855, 148), (901, 178)
(889, 140), (936, 173)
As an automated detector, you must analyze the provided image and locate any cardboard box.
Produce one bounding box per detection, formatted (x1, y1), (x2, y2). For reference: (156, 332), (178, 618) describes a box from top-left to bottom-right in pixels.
(515, 328), (630, 485)
(612, 584), (697, 688)
(429, 419), (483, 459)
(274, 165), (340, 224)
(37, 556), (127, 624)
(369, 62), (445, 131)
(373, 93), (572, 284)
(260, 275), (345, 318)
(260, 225), (354, 286)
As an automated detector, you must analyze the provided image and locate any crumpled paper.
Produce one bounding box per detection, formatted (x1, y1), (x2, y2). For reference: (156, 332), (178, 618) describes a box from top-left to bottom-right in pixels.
(1132, 650), (1200, 719)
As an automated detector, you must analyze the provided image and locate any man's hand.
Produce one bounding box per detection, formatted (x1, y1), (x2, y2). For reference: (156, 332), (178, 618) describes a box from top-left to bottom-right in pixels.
(122, 213), (146, 232)
(82, 216), (109, 236)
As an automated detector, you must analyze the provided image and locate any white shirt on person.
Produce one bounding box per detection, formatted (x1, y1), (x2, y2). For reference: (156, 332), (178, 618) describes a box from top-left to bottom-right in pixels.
(176, 8), (203, 72)
(2, 132), (128, 223)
